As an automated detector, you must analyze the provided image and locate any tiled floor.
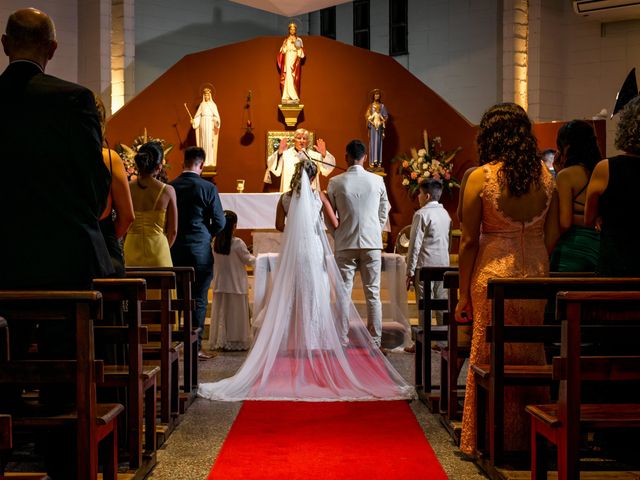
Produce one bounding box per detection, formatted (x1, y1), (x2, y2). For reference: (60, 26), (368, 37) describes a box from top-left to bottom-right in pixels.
(146, 350), (487, 479)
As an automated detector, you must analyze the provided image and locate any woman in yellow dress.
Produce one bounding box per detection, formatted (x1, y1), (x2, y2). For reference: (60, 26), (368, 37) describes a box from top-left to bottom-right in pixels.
(124, 141), (177, 266)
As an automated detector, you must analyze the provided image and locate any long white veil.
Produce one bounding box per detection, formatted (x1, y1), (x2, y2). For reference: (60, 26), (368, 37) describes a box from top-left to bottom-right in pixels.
(198, 170), (414, 401)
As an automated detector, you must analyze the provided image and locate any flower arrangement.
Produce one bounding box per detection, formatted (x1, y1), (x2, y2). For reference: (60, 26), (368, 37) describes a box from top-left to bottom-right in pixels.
(115, 129), (173, 182)
(394, 130), (461, 198)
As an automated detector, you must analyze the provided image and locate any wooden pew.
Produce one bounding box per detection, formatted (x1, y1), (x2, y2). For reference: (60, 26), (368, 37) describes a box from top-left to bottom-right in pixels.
(527, 291), (640, 480)
(0, 291), (123, 480)
(92, 278), (159, 475)
(413, 265), (457, 409)
(124, 270), (181, 430)
(0, 318), (10, 476)
(0, 413), (11, 476)
(474, 276), (640, 472)
(438, 270), (470, 440)
(127, 266), (197, 412)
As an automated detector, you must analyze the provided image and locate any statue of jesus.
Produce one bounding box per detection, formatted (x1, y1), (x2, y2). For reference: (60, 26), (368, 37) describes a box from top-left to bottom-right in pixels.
(277, 23), (305, 104)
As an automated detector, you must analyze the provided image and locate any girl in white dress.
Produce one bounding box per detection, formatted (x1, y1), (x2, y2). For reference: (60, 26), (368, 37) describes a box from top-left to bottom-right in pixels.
(209, 210), (255, 351)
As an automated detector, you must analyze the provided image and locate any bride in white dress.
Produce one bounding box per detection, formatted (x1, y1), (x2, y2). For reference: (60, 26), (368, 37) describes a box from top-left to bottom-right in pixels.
(198, 160), (414, 401)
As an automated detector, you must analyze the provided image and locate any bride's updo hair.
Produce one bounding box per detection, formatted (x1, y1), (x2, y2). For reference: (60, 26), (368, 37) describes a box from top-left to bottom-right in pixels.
(135, 141), (164, 175)
(289, 159), (318, 194)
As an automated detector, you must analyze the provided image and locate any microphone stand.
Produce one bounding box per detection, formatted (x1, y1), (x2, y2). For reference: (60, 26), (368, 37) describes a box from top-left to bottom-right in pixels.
(299, 148), (346, 171)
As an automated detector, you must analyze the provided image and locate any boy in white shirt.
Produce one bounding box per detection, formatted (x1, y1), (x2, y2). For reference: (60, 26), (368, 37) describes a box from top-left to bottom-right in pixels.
(405, 179), (451, 325)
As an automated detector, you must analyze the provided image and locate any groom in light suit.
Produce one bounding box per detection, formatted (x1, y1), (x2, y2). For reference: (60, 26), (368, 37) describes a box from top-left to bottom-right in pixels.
(327, 139), (390, 347)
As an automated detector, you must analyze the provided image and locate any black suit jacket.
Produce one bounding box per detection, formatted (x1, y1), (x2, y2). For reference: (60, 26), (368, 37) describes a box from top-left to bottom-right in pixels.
(0, 61), (113, 288)
(170, 172), (225, 269)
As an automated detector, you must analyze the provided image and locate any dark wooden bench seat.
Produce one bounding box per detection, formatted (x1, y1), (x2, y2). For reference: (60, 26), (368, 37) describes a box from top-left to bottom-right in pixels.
(475, 276), (640, 474)
(413, 265), (458, 409)
(439, 270), (470, 434)
(11, 402), (123, 428)
(92, 277), (159, 475)
(0, 413), (11, 476)
(0, 291), (123, 480)
(527, 291), (640, 480)
(127, 266), (198, 411)
(528, 403), (640, 429)
(124, 270), (181, 432)
(472, 364), (553, 382)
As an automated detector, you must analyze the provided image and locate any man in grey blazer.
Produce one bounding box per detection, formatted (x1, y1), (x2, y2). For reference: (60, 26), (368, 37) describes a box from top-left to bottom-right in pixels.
(327, 139), (390, 347)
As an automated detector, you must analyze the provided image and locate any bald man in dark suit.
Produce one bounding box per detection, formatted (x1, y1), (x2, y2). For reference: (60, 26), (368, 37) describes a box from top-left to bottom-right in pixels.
(0, 8), (113, 478)
(0, 8), (113, 289)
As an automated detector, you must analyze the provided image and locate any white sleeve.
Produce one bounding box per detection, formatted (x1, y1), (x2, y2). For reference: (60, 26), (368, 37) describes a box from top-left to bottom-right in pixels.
(406, 212), (425, 276)
(236, 239), (256, 267)
(317, 150), (335, 177)
(267, 150), (283, 176)
(378, 178), (390, 228)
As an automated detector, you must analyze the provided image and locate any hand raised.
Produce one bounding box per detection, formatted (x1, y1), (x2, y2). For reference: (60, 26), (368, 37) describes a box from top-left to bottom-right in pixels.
(278, 138), (288, 154)
(313, 138), (327, 157)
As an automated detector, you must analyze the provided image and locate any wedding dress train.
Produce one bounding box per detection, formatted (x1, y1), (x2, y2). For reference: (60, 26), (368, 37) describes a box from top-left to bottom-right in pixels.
(198, 171), (414, 401)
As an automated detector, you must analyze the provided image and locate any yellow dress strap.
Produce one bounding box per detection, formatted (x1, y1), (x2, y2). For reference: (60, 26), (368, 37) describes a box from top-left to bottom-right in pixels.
(152, 183), (166, 210)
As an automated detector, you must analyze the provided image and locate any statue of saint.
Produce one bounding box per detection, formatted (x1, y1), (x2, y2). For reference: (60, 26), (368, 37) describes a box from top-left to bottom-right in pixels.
(365, 89), (388, 169)
(277, 23), (305, 104)
(191, 86), (221, 167)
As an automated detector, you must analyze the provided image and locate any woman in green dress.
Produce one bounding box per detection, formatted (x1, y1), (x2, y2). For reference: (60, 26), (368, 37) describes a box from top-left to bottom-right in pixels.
(549, 120), (601, 272)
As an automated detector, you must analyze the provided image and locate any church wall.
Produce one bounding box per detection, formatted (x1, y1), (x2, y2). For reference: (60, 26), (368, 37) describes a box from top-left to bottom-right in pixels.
(527, 0), (566, 123)
(105, 36), (479, 245)
(134, 0), (301, 94)
(1, 0), (637, 160)
(334, 2), (353, 45)
(0, 0), (79, 82)
(561, 9), (640, 157)
(133, 0), (501, 125)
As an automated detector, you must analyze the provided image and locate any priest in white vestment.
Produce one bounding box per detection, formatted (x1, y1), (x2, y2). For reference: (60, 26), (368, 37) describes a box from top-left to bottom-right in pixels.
(266, 128), (335, 192)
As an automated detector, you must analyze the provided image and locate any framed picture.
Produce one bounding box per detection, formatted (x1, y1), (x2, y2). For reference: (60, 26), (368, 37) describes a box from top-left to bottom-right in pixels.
(266, 130), (315, 159)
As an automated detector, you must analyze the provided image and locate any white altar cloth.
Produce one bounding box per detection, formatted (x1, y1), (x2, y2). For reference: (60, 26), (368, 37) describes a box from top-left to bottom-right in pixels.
(219, 193), (281, 229)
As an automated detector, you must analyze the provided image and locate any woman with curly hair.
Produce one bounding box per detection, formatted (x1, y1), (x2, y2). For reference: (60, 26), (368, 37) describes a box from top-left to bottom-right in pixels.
(585, 95), (640, 276)
(275, 159), (338, 232)
(455, 103), (559, 457)
(550, 120), (602, 272)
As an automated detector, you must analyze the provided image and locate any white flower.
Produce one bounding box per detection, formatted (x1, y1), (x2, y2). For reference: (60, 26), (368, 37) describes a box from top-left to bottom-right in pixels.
(423, 163), (428, 170)
(402, 178), (410, 186)
(418, 148), (427, 158)
(424, 171), (431, 177)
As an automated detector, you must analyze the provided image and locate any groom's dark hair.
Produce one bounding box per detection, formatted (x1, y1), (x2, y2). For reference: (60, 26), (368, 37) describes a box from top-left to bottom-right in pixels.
(184, 146), (205, 167)
(345, 139), (366, 164)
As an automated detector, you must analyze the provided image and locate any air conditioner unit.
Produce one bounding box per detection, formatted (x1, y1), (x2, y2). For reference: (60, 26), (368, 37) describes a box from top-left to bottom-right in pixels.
(573, 0), (640, 21)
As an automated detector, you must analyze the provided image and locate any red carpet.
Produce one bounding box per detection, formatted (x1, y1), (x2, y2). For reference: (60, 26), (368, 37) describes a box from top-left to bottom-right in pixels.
(208, 401), (448, 479)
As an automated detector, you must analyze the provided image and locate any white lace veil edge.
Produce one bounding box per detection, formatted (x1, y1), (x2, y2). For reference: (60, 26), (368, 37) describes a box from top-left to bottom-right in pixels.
(198, 169), (414, 401)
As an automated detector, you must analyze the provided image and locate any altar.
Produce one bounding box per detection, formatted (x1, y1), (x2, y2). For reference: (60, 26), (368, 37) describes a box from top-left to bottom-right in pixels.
(220, 192), (391, 255)
(219, 193), (281, 230)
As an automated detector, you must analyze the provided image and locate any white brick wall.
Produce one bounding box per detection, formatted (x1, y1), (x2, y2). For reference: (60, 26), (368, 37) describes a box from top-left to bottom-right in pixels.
(0, 0), (78, 82)
(562, 9), (640, 156)
(2, 0), (640, 153)
(134, 0), (294, 93)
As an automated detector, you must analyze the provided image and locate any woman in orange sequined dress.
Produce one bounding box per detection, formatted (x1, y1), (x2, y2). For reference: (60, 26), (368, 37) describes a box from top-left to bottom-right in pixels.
(455, 103), (560, 456)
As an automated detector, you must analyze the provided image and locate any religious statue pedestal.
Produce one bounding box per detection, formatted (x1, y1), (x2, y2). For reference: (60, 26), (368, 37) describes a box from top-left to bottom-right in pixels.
(278, 104), (304, 128)
(367, 166), (387, 177)
(202, 166), (217, 182)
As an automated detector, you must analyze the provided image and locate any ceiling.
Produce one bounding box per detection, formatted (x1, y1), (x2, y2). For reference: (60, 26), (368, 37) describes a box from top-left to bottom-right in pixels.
(229, 0), (351, 17)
